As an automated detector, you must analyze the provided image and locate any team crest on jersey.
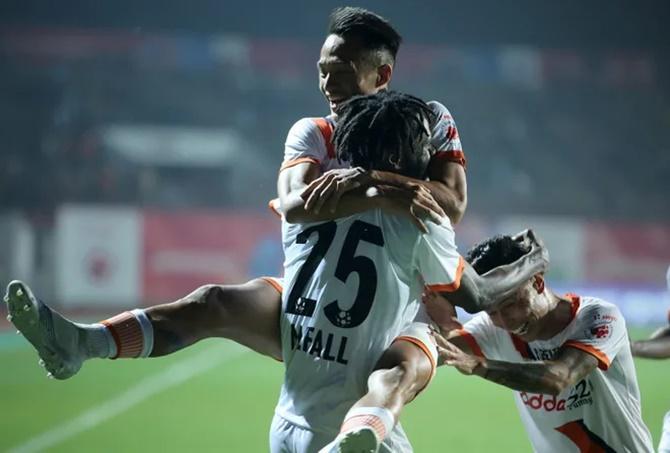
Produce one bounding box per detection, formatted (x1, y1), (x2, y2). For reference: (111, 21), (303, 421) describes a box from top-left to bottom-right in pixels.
(588, 323), (612, 340)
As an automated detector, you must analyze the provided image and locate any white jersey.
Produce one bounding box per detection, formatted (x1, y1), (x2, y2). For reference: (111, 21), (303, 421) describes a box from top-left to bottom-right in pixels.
(281, 100), (465, 174)
(275, 211), (462, 434)
(456, 296), (654, 453)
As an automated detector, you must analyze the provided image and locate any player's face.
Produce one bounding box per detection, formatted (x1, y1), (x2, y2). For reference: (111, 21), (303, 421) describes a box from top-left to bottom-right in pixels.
(318, 34), (386, 115)
(487, 279), (550, 341)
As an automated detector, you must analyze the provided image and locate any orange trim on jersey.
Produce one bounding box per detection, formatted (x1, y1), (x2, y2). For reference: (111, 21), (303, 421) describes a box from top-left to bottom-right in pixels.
(510, 334), (533, 359)
(563, 341), (611, 370)
(267, 198), (282, 219)
(566, 293), (581, 323)
(259, 277), (283, 295)
(453, 329), (484, 358)
(555, 419), (615, 453)
(279, 157), (320, 172)
(312, 118), (336, 159)
(431, 150), (467, 169)
(426, 256), (465, 293)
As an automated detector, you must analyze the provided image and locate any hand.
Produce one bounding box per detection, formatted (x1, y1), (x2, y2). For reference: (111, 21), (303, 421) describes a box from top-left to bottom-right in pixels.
(300, 167), (372, 214)
(512, 228), (549, 272)
(381, 183), (446, 233)
(432, 331), (485, 375)
(422, 288), (462, 333)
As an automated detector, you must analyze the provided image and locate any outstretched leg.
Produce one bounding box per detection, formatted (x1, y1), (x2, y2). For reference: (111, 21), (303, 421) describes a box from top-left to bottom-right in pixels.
(321, 325), (435, 453)
(4, 277), (283, 380)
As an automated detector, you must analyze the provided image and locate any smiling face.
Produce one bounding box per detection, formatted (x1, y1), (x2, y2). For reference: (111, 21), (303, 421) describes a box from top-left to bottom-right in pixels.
(318, 34), (392, 115)
(486, 276), (552, 341)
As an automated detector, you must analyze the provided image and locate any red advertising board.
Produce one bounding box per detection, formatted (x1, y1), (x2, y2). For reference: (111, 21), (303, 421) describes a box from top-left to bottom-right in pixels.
(585, 223), (670, 285)
(142, 210), (282, 303)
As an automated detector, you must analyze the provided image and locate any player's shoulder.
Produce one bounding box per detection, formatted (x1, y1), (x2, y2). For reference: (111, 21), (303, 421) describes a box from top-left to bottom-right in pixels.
(426, 100), (455, 122)
(424, 216), (455, 237)
(287, 117), (325, 135)
(287, 115), (335, 138)
(573, 295), (623, 323)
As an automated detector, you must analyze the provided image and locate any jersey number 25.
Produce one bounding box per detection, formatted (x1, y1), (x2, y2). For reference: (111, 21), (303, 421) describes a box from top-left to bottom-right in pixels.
(286, 220), (384, 328)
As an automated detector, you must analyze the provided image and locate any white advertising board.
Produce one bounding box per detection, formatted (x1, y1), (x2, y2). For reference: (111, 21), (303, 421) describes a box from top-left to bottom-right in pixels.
(55, 205), (141, 308)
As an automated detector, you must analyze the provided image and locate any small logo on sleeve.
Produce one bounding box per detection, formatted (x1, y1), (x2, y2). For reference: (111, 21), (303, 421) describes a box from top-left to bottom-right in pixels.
(590, 324), (611, 339)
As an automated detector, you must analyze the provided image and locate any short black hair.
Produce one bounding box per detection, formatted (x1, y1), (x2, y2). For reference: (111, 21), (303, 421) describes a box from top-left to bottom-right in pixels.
(466, 235), (529, 275)
(333, 90), (435, 179)
(328, 6), (402, 65)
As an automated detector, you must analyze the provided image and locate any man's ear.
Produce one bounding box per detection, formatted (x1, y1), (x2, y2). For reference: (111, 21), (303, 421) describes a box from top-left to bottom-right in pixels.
(533, 274), (545, 294)
(376, 64), (392, 87)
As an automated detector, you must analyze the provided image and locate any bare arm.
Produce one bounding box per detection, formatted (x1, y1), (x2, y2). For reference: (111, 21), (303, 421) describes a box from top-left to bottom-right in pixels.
(631, 326), (670, 359)
(279, 164), (445, 231)
(278, 163), (381, 224)
(441, 233), (548, 313)
(301, 161), (465, 225)
(368, 159), (467, 224)
(436, 337), (599, 395)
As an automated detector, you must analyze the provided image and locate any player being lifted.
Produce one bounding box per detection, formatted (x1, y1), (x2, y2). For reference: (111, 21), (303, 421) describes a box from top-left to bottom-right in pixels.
(4, 7), (465, 378)
(273, 89), (548, 453)
(427, 235), (654, 453)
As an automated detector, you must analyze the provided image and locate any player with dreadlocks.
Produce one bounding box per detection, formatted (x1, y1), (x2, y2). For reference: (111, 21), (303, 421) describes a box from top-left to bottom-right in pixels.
(274, 90), (548, 453)
(6, 6), (463, 384)
(333, 91), (435, 180)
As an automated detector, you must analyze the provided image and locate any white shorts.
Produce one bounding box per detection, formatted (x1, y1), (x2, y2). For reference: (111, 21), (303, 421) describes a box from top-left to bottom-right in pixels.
(269, 413), (413, 453)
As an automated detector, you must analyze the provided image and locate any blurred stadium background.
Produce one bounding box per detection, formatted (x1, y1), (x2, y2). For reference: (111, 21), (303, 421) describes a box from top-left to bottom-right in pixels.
(1, 0), (669, 451)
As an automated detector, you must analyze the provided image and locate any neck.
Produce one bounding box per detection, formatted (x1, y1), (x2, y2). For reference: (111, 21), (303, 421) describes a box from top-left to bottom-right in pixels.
(535, 291), (573, 340)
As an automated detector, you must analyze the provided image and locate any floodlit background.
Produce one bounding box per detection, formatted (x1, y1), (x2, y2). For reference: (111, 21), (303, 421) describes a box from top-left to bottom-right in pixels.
(1, 1), (669, 451)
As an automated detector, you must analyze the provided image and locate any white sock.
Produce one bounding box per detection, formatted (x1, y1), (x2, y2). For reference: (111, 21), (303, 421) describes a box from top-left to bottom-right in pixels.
(75, 322), (117, 359)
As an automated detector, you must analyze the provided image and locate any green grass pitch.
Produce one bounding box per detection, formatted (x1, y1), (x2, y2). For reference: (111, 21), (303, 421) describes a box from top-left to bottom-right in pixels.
(1, 329), (668, 452)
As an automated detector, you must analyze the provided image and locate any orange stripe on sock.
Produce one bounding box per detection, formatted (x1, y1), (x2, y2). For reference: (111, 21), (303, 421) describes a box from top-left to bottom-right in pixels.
(100, 311), (144, 359)
(340, 415), (386, 441)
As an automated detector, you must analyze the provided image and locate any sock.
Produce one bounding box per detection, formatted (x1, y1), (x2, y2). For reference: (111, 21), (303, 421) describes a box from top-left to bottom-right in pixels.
(75, 321), (117, 359)
(340, 407), (395, 442)
(98, 309), (154, 359)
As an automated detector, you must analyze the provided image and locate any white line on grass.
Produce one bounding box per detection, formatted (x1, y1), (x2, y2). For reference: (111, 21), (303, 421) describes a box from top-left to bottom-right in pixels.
(9, 343), (247, 453)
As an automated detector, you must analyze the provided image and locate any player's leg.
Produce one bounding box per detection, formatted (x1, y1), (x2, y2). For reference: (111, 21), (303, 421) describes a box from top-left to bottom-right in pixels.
(4, 278), (282, 379)
(322, 324), (435, 453)
(145, 278), (282, 359)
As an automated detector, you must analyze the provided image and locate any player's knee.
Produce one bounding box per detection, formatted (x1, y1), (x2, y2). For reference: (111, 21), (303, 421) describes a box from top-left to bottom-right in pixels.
(368, 362), (417, 396)
(180, 284), (234, 329)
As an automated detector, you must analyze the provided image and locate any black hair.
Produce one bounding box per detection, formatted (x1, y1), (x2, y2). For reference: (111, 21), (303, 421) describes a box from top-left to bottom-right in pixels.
(466, 235), (529, 275)
(333, 90), (435, 179)
(327, 6), (402, 65)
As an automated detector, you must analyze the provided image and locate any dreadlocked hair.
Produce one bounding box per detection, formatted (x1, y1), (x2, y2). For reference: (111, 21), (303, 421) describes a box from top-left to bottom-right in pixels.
(328, 7), (402, 64)
(333, 90), (436, 179)
(466, 235), (529, 275)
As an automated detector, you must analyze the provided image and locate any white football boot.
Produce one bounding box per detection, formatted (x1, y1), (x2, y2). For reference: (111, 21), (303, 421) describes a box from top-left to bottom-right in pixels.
(4, 280), (85, 379)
